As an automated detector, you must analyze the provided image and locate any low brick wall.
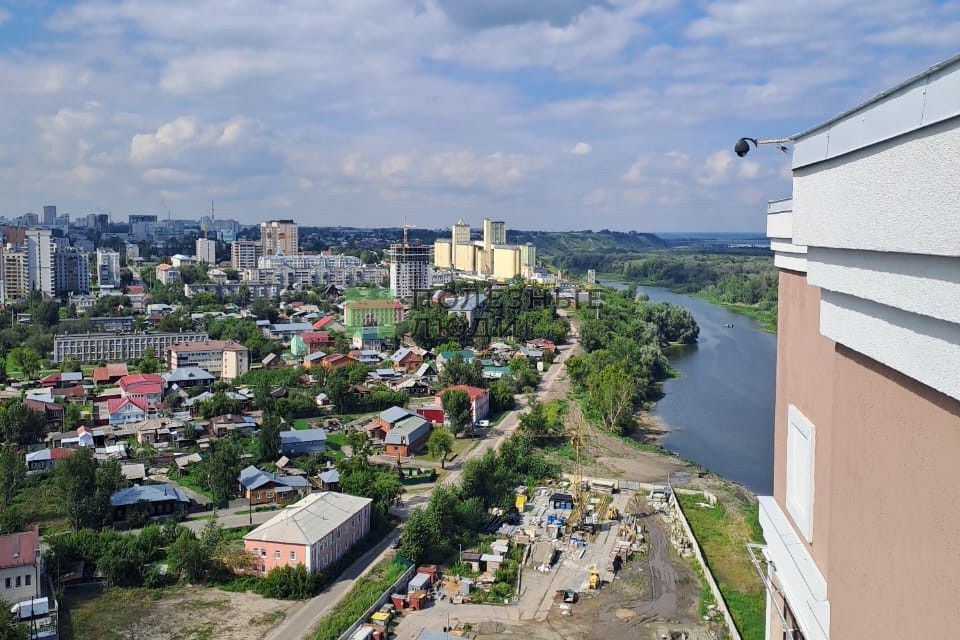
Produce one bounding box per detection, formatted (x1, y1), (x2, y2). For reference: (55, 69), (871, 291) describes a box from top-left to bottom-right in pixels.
(337, 564), (416, 640)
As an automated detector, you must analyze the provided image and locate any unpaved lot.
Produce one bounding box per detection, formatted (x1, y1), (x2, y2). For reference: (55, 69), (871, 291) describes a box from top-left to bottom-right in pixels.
(64, 584), (293, 640)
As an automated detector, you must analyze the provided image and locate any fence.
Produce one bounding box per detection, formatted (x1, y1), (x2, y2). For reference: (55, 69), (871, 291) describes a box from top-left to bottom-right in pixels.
(336, 564), (416, 640)
(669, 491), (742, 640)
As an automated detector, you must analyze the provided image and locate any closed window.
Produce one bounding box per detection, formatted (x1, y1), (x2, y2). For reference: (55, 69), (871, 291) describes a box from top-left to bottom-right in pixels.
(4, 577), (9, 588)
(274, 550), (280, 559)
(290, 551), (296, 560)
(24, 574), (30, 586)
(15, 577), (20, 587)
(786, 405), (815, 542)
(261, 549), (267, 558)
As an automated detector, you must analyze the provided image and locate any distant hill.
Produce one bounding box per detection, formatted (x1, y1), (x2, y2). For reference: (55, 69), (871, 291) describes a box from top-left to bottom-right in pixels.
(511, 230), (666, 255)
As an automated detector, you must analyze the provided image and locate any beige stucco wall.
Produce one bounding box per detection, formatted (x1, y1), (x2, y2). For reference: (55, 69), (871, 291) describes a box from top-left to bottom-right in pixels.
(773, 270), (835, 571)
(827, 345), (960, 638)
(774, 269), (960, 638)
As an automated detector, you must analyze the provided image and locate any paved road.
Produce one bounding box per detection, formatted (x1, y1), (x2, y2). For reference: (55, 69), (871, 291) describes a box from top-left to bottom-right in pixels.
(180, 508), (278, 534)
(263, 530), (401, 640)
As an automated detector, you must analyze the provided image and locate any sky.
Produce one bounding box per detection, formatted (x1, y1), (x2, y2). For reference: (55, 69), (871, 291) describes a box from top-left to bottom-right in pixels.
(0, 1), (957, 232)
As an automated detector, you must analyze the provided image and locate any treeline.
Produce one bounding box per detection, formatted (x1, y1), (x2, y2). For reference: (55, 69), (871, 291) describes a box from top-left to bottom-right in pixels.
(566, 290), (698, 434)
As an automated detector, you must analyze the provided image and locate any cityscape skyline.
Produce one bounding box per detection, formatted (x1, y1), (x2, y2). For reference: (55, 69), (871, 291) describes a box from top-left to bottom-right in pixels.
(0, 1), (957, 231)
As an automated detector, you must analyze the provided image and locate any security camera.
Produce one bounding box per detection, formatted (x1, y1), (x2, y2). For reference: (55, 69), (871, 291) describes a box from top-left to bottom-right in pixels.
(735, 137), (756, 157)
(734, 136), (791, 157)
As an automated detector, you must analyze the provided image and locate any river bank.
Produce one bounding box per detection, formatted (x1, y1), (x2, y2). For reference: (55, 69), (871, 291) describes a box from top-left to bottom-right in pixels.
(598, 279), (776, 494)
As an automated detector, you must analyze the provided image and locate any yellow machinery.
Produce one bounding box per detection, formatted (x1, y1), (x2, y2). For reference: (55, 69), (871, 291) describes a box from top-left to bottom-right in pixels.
(607, 506), (620, 521)
(588, 565), (601, 589)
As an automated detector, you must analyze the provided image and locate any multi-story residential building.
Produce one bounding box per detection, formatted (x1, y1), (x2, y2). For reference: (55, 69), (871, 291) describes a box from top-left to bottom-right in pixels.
(156, 263), (180, 285)
(96, 249), (121, 289)
(54, 247), (90, 295)
(200, 217), (240, 242)
(166, 339), (250, 380)
(231, 240), (260, 270)
(195, 238), (217, 264)
(242, 253), (381, 289)
(1, 246), (29, 302)
(758, 55), (960, 640)
(124, 243), (139, 261)
(53, 331), (209, 363)
(387, 241), (431, 299)
(25, 228), (54, 297)
(42, 205), (56, 226)
(182, 282), (281, 299)
(243, 492), (372, 574)
(260, 219), (298, 256)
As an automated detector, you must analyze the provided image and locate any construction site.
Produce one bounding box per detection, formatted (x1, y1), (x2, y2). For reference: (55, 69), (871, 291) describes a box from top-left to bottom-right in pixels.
(391, 477), (730, 640)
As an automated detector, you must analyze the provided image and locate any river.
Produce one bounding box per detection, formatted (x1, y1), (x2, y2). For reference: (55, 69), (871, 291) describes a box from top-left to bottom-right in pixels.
(599, 280), (776, 494)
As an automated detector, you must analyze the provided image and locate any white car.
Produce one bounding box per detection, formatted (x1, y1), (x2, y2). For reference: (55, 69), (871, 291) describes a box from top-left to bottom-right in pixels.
(476, 420), (491, 428)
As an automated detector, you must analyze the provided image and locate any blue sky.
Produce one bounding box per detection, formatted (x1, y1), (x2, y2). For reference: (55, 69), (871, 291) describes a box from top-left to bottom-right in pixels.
(0, 0), (957, 231)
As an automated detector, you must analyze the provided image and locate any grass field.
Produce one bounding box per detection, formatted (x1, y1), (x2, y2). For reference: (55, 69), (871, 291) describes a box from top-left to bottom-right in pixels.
(676, 491), (765, 640)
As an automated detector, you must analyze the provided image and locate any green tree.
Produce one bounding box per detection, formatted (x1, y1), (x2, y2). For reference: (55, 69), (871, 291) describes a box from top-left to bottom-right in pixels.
(64, 402), (83, 430)
(0, 401), (46, 446)
(168, 530), (210, 582)
(488, 378), (515, 412)
(439, 354), (483, 388)
(257, 413), (281, 462)
(200, 438), (243, 501)
(8, 347), (41, 379)
(0, 446), (26, 509)
(0, 610), (28, 640)
(138, 348), (161, 374)
(60, 355), (82, 373)
(440, 389), (473, 437)
(427, 427), (454, 469)
(53, 448), (99, 530)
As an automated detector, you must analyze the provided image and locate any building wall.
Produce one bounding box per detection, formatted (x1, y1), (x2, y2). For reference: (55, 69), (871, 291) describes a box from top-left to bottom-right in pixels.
(492, 246), (519, 280)
(433, 240), (452, 269)
(222, 350), (249, 380)
(453, 243), (476, 272)
(244, 540), (308, 574)
(0, 564), (38, 605)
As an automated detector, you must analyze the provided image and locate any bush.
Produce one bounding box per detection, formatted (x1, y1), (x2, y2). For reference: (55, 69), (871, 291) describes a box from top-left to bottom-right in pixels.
(306, 559), (410, 640)
(259, 564), (322, 599)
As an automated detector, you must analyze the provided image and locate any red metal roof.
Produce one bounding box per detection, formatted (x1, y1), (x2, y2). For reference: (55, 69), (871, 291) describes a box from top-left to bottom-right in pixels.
(313, 316), (334, 329)
(107, 397), (149, 414)
(440, 385), (489, 402)
(301, 332), (331, 344)
(0, 526), (39, 570)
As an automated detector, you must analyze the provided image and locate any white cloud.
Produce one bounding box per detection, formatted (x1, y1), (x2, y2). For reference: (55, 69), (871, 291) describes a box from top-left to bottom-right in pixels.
(697, 150), (733, 186)
(738, 160), (760, 179)
(568, 141), (592, 155)
(0, 9), (10, 26)
(621, 157), (649, 183)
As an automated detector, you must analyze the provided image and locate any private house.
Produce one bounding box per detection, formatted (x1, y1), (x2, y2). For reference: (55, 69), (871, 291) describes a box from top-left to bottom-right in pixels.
(131, 417), (192, 447)
(318, 468), (340, 491)
(444, 293), (487, 327)
(155, 263), (180, 285)
(121, 463), (146, 483)
(24, 398), (64, 433)
(93, 363), (129, 385)
(163, 366), (215, 389)
(25, 447), (72, 473)
(243, 492), (372, 574)
(118, 373), (165, 408)
(299, 332), (332, 353)
(390, 347), (424, 372)
(526, 338), (556, 353)
(436, 385), (490, 423)
(208, 414), (258, 438)
(302, 351), (326, 369)
(260, 353), (285, 369)
(262, 322), (314, 341)
(321, 353), (359, 370)
(366, 406), (422, 441)
(0, 527), (42, 617)
(107, 397), (150, 426)
(110, 483), (190, 522)
(238, 465), (310, 506)
(435, 349), (474, 370)
(351, 349), (383, 365)
(383, 413), (431, 458)
(40, 371), (83, 389)
(757, 55), (960, 640)
(279, 429), (327, 456)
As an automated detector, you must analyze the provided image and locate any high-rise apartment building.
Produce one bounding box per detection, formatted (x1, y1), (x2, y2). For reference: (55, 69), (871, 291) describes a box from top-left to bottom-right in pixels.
(231, 240), (260, 270)
(758, 55), (960, 640)
(25, 228), (54, 297)
(43, 205), (57, 226)
(259, 220), (298, 256)
(386, 242), (431, 299)
(0, 246), (28, 302)
(96, 249), (121, 289)
(54, 247), (90, 295)
(196, 238), (217, 265)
